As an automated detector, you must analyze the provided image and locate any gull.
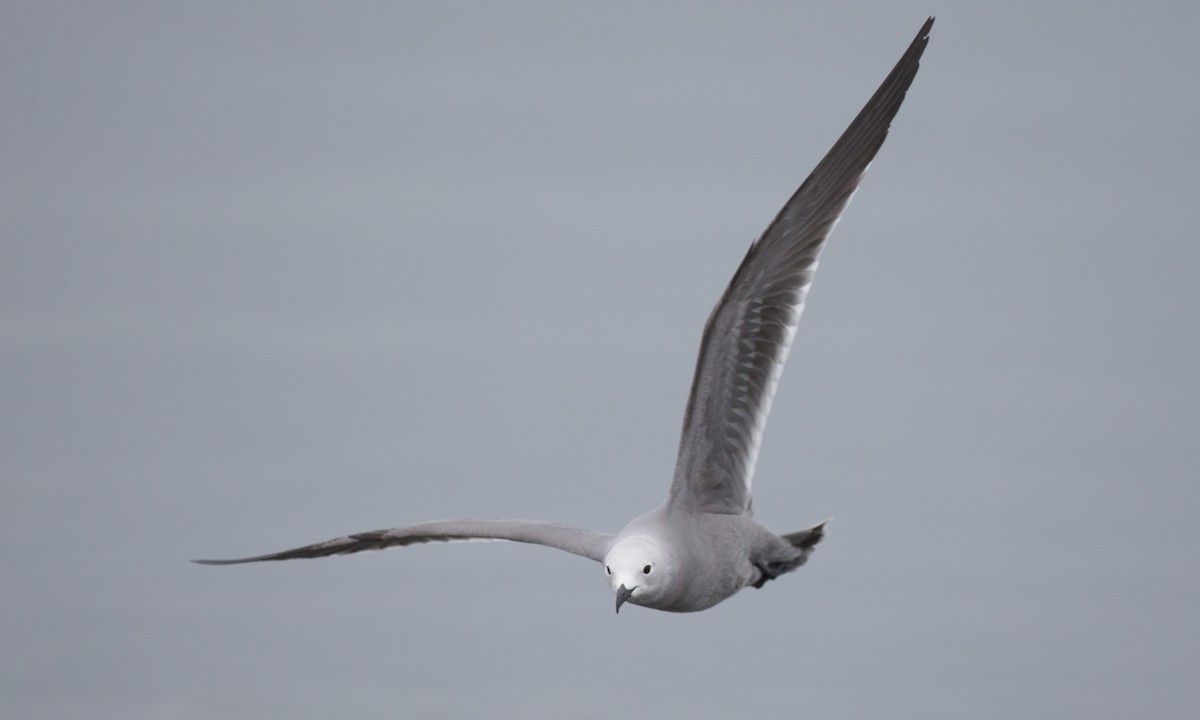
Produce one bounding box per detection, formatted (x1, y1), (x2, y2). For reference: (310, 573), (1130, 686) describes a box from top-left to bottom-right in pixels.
(196, 18), (933, 614)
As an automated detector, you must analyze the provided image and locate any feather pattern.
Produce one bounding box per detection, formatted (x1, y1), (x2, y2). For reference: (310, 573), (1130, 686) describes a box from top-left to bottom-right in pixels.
(194, 520), (613, 564)
(667, 18), (933, 514)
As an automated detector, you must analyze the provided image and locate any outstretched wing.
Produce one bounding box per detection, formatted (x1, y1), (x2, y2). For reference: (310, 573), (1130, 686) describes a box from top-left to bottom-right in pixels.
(193, 519), (614, 565)
(667, 18), (933, 514)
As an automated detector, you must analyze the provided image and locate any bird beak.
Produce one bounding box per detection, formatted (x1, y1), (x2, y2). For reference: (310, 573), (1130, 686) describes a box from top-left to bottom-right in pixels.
(615, 584), (634, 614)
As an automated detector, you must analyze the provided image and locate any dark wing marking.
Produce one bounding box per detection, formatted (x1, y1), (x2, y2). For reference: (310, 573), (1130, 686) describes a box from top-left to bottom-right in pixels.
(194, 519), (614, 564)
(667, 18), (933, 514)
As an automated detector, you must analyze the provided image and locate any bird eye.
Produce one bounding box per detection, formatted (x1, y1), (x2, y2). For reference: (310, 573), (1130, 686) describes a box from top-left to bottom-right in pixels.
(605, 565), (611, 575)
(643, 564), (652, 575)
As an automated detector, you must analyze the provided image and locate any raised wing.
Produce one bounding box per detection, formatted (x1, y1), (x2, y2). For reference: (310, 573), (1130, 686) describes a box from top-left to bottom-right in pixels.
(193, 519), (614, 565)
(667, 18), (933, 514)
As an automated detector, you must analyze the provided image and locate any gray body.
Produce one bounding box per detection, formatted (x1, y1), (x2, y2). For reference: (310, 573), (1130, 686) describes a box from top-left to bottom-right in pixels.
(606, 506), (824, 612)
(195, 19), (932, 614)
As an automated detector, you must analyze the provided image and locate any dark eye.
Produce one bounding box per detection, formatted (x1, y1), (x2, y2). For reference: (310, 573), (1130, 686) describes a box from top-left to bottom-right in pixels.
(605, 566), (611, 575)
(642, 564), (652, 575)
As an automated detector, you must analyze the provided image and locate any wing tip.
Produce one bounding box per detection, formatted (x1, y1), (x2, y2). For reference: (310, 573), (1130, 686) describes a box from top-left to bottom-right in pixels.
(191, 557), (257, 566)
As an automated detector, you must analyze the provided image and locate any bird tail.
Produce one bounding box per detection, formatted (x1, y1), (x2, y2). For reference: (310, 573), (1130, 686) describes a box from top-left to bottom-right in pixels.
(781, 519), (829, 567)
(750, 520), (830, 589)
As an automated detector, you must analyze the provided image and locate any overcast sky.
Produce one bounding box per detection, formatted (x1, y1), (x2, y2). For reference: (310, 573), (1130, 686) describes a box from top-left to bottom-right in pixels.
(3, 2), (1198, 718)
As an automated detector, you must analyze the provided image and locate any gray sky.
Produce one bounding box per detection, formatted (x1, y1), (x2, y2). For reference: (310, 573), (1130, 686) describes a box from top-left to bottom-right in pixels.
(3, 1), (1198, 718)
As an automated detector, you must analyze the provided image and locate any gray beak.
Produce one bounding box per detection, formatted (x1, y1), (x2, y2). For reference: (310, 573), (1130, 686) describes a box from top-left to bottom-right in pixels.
(615, 584), (634, 614)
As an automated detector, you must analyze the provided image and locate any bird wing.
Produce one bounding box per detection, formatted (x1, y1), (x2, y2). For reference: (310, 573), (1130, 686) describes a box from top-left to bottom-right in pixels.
(667, 18), (933, 515)
(193, 519), (614, 564)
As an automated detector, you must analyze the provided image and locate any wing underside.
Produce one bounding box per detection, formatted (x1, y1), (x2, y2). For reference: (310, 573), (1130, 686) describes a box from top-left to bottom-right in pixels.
(194, 519), (614, 565)
(667, 18), (933, 514)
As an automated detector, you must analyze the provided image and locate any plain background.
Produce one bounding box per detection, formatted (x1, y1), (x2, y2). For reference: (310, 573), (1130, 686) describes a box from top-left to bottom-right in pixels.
(3, 2), (1197, 718)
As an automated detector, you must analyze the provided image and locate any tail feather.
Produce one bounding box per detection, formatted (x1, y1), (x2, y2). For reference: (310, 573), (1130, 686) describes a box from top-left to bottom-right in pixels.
(751, 520), (830, 589)
(781, 518), (830, 569)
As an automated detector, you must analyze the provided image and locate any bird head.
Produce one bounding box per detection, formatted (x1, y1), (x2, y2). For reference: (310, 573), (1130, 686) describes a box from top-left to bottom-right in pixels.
(603, 535), (669, 613)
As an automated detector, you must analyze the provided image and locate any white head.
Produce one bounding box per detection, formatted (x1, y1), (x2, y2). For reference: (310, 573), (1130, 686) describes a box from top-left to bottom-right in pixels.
(603, 534), (671, 613)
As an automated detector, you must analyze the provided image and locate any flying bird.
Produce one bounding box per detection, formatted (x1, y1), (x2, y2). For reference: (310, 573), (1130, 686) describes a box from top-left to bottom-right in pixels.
(196, 18), (933, 614)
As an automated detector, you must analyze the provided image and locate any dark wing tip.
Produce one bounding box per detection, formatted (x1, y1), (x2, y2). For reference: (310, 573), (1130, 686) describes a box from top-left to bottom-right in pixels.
(191, 555), (277, 566)
(190, 533), (372, 566)
(190, 529), (430, 566)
